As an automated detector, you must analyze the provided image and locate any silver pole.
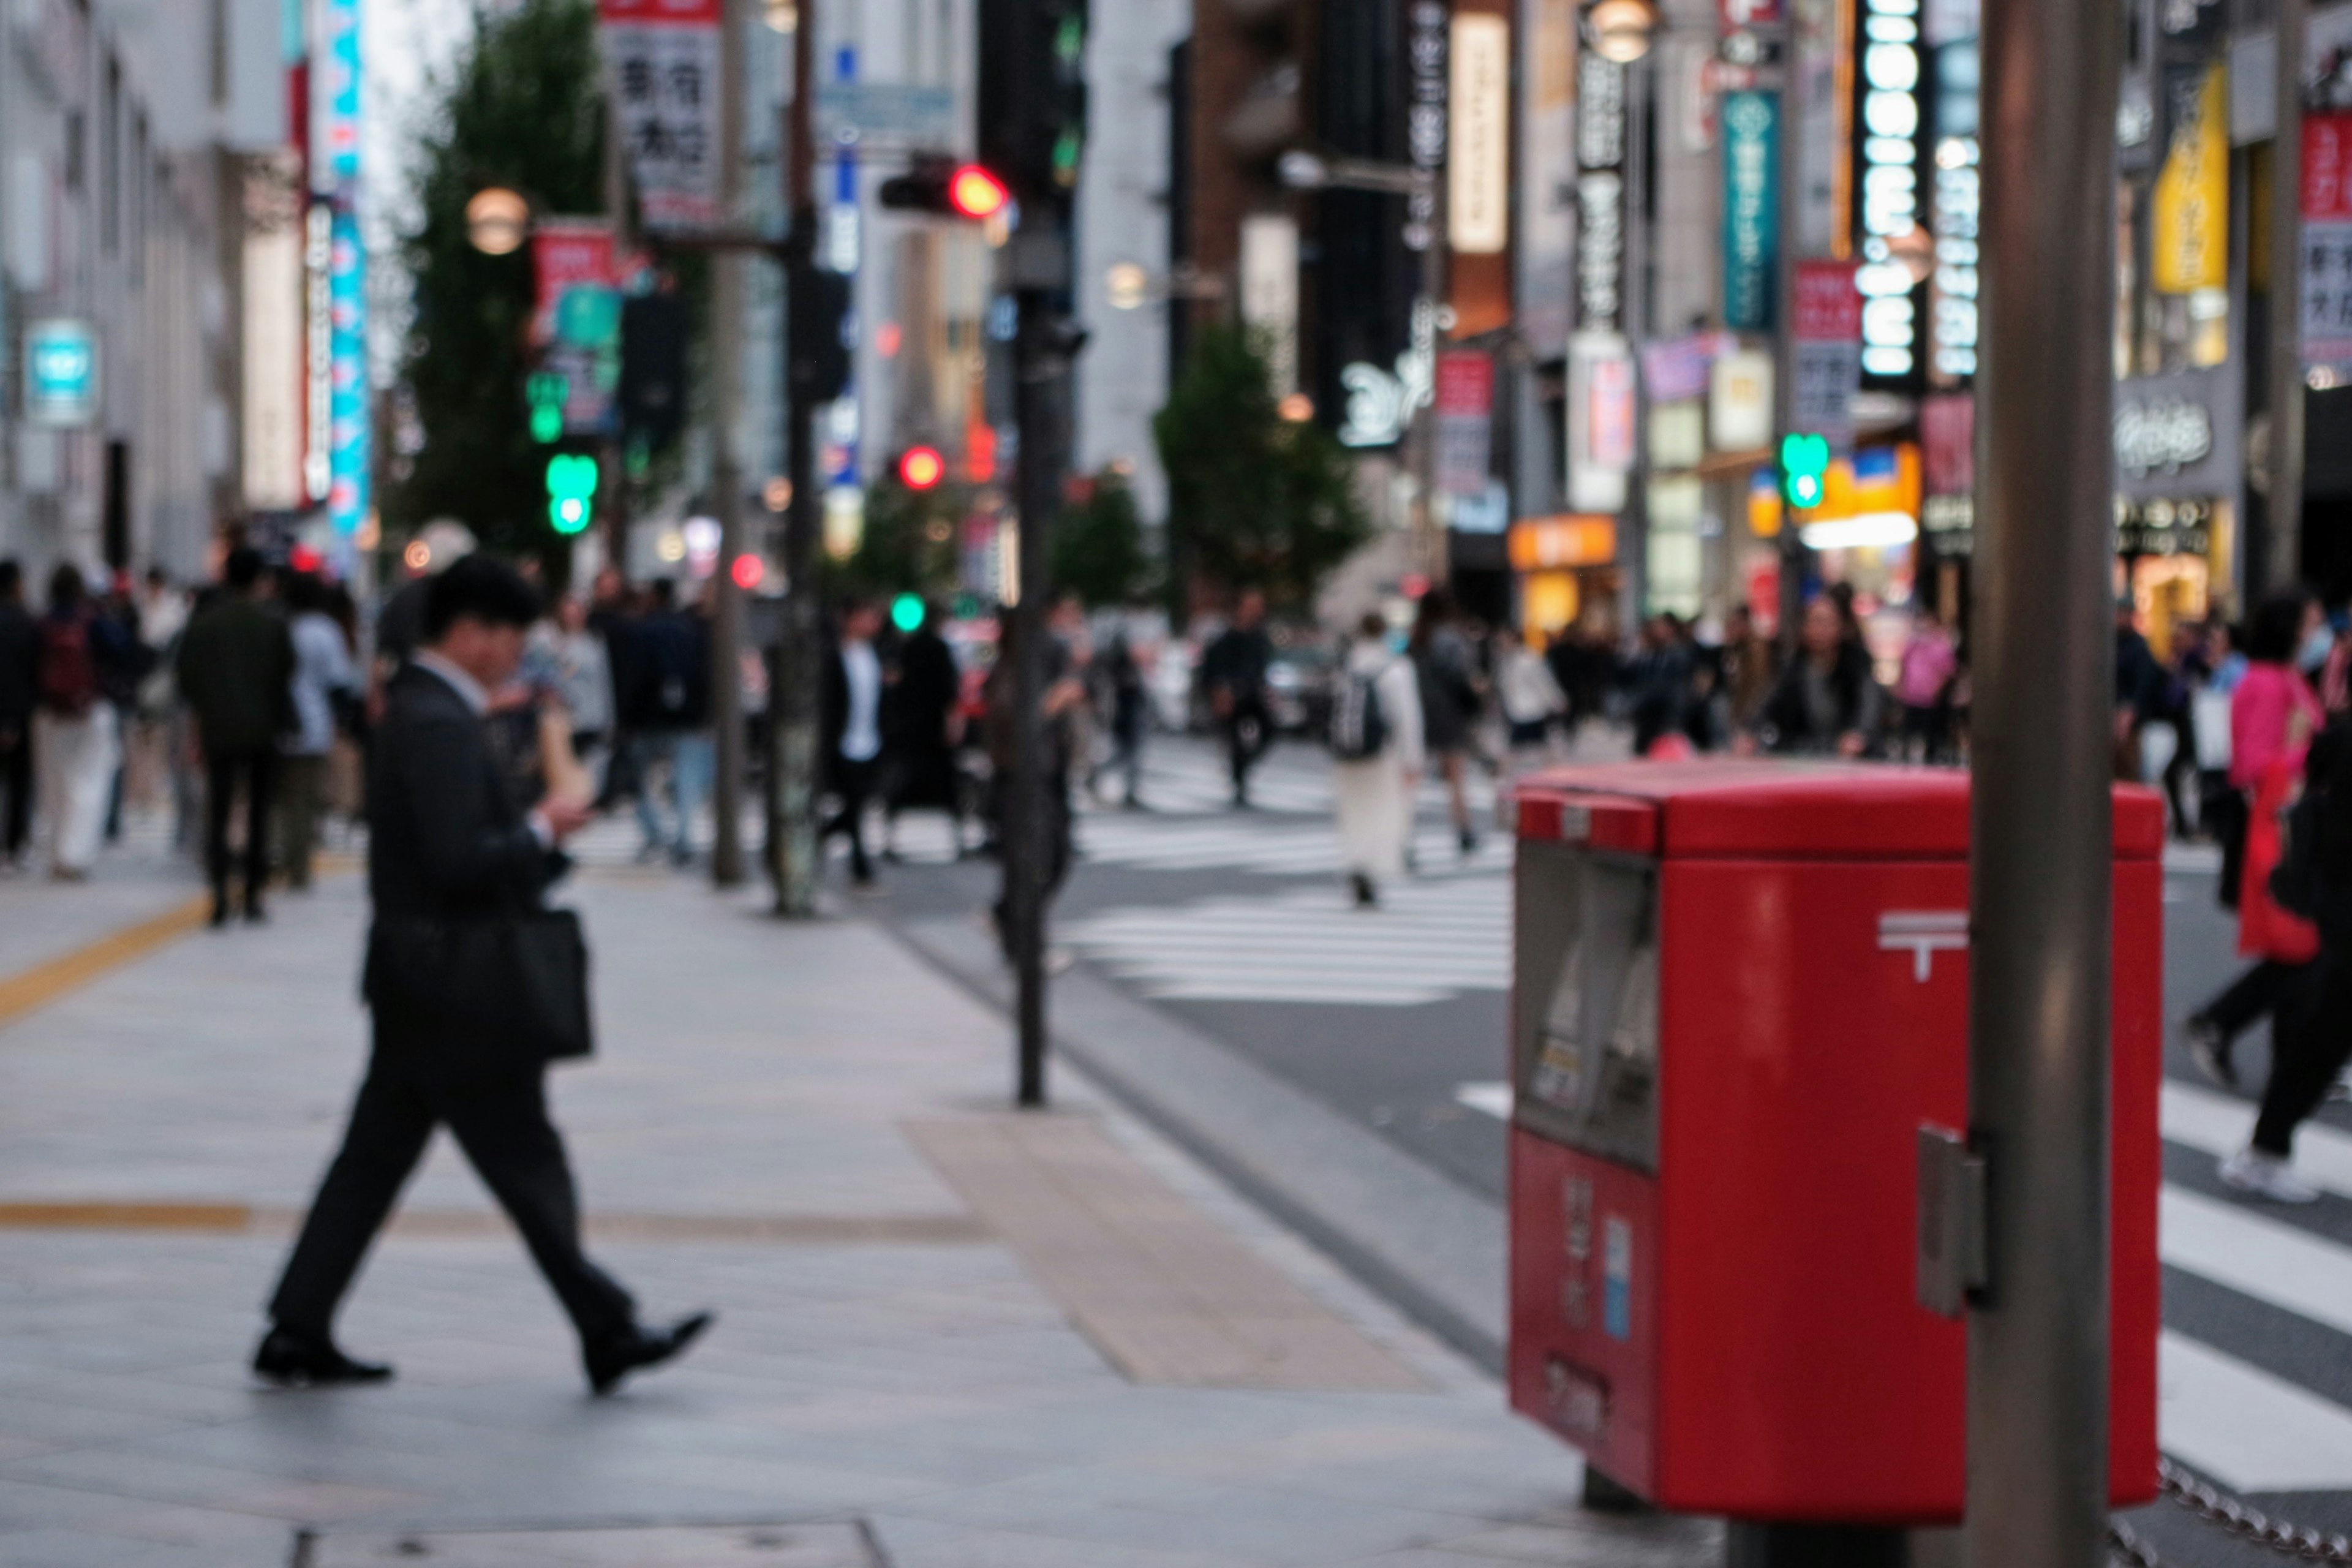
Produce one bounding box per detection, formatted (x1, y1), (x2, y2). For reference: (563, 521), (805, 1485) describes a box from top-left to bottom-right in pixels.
(2270, 0), (2308, 595)
(1966, 0), (2121, 1558)
(706, 0), (749, 888)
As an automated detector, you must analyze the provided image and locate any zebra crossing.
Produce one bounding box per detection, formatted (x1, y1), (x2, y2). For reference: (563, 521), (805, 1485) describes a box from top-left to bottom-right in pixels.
(1451, 1076), (2352, 1494)
(1062, 872), (1509, 1005)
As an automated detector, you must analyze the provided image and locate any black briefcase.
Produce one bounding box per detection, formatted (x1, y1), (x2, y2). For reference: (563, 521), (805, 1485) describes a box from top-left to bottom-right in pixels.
(366, 909), (594, 1069)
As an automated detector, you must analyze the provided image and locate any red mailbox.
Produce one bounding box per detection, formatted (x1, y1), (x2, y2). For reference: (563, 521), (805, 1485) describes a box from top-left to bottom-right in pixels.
(1507, 761), (2162, 1523)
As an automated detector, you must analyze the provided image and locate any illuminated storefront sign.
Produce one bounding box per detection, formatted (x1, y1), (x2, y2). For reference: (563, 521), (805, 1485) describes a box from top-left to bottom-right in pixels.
(1722, 91), (1779, 331)
(1928, 36), (1979, 383)
(1577, 54), (1628, 333)
(1852, 0), (1926, 386)
(328, 206), (369, 538)
(23, 318), (97, 428)
(1447, 14), (1509, 254)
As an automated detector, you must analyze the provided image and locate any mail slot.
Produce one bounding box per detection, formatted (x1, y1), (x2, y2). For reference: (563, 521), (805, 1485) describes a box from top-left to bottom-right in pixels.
(1506, 761), (2163, 1523)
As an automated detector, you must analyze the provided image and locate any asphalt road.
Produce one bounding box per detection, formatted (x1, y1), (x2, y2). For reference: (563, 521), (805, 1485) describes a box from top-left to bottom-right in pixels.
(866, 733), (2352, 1563)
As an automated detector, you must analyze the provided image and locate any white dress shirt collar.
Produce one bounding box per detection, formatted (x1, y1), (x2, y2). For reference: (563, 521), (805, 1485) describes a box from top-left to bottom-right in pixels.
(413, 650), (490, 716)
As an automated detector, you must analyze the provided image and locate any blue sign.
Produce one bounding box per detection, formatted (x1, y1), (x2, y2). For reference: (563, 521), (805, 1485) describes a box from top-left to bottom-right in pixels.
(24, 318), (97, 428)
(328, 206), (368, 537)
(318, 0), (361, 189)
(1722, 91), (1780, 333)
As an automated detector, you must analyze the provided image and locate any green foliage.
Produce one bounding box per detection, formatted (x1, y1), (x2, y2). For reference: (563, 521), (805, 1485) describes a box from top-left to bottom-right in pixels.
(386, 0), (606, 568)
(1051, 468), (1153, 607)
(837, 479), (965, 601)
(1152, 325), (1371, 611)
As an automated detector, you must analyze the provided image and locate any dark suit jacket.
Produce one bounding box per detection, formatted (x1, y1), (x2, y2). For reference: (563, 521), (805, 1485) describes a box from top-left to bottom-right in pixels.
(175, 595), (295, 756)
(369, 663), (565, 920)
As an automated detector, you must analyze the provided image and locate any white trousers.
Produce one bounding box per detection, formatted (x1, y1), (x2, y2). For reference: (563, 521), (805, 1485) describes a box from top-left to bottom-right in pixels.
(34, 706), (118, 873)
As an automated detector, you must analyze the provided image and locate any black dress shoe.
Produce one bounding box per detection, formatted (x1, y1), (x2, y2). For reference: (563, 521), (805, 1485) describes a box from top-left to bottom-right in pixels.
(584, 1311), (714, 1395)
(252, 1327), (393, 1387)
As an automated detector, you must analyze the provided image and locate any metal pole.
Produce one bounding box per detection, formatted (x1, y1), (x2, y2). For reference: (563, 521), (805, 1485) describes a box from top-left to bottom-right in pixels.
(771, 0), (824, 917)
(2269, 0), (2308, 595)
(1006, 290), (1064, 1108)
(708, 0), (749, 888)
(1966, 0), (2120, 1558)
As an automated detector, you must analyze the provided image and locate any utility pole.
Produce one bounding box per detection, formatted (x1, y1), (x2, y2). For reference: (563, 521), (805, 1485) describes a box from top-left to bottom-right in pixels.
(1967, 0), (2120, 1565)
(708, 0), (750, 888)
(2270, 0), (2309, 594)
(982, 0), (1088, 1107)
(771, 0), (829, 918)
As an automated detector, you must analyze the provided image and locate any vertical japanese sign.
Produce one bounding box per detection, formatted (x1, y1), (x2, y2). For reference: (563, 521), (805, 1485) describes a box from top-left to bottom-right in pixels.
(1434, 351), (1495, 499)
(1447, 14), (1509, 255)
(241, 152), (306, 511)
(1518, 0), (1577, 358)
(1575, 53), (1628, 334)
(1722, 91), (1780, 331)
(1792, 259), (1861, 453)
(600, 0), (723, 230)
(2150, 62), (2227, 294)
(533, 220), (621, 435)
(2302, 113), (2352, 372)
(314, 0), (366, 540)
(1567, 333), (1635, 513)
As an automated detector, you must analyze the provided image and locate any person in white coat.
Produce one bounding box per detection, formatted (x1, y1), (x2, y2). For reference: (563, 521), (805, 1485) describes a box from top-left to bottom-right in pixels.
(1332, 612), (1425, 908)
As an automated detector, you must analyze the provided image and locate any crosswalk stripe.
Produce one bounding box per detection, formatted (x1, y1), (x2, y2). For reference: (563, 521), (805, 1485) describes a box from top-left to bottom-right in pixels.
(2163, 1185), (2352, 1339)
(2160, 1331), (2352, 1492)
(2162, 1080), (2352, 1198)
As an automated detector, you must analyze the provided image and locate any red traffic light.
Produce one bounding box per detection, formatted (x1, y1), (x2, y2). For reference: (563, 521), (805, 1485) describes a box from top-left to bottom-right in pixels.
(946, 165), (1011, 220)
(898, 445), (946, 490)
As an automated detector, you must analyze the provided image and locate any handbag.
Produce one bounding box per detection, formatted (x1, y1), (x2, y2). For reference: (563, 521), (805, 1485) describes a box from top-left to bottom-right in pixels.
(366, 908), (594, 1071)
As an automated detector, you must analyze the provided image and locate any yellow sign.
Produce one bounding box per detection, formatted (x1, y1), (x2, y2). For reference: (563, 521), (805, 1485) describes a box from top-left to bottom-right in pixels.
(2152, 63), (2228, 294)
(1509, 515), (1619, 571)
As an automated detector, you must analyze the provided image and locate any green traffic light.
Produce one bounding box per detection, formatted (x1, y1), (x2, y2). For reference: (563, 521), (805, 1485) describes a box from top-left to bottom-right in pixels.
(1780, 432), (1830, 511)
(545, 453), (599, 536)
(891, 594), (925, 633)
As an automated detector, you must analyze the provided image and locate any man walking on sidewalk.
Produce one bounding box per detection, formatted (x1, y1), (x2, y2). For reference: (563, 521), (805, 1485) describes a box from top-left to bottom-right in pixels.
(176, 548), (295, 924)
(255, 555), (711, 1395)
(1202, 589), (1274, 808)
(821, 596), (886, 886)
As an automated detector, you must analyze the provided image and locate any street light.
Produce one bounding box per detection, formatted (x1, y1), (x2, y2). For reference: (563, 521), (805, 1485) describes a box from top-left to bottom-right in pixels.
(1583, 0), (1659, 62)
(465, 187), (531, 256)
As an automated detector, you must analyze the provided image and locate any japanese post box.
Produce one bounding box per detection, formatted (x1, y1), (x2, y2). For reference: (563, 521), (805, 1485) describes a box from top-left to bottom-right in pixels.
(1506, 761), (2162, 1523)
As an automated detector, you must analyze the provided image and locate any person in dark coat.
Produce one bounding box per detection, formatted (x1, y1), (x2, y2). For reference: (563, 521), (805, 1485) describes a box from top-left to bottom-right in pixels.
(257, 556), (710, 1393)
(175, 548), (296, 924)
(1200, 589), (1275, 807)
(821, 597), (888, 884)
(0, 560), (36, 867)
(1756, 596), (1883, 756)
(883, 600), (965, 858)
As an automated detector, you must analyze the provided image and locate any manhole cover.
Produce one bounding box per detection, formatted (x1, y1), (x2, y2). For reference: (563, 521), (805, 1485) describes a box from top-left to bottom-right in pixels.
(298, 1522), (883, 1567)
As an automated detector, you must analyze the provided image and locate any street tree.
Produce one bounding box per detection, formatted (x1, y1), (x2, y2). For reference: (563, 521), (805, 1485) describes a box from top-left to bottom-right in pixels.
(388, 0), (606, 568)
(838, 478), (965, 602)
(1051, 467), (1153, 607)
(1152, 325), (1369, 613)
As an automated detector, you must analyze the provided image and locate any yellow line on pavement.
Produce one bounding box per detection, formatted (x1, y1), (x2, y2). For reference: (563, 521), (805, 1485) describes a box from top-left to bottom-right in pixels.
(0, 895), (213, 1031)
(0, 1200), (251, 1231)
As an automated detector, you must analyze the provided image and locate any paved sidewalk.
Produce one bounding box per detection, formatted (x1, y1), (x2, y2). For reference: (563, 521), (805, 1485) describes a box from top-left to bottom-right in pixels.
(0, 854), (1718, 1566)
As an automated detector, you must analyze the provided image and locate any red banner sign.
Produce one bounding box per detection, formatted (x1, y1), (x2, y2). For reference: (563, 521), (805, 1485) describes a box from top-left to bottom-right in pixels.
(2305, 113), (2352, 222)
(1793, 259), (1862, 343)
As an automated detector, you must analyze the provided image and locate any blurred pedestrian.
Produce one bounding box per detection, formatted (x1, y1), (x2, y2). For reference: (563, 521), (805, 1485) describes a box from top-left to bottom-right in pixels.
(1894, 607), (1959, 763)
(1095, 620), (1148, 810)
(2186, 590), (2326, 1088)
(257, 554), (712, 1392)
(540, 594), (614, 794)
(821, 596), (886, 886)
(1411, 587), (1484, 856)
(1332, 612), (1424, 908)
(1493, 625), (1566, 788)
(176, 548), (295, 921)
(278, 571), (359, 892)
(0, 561), (36, 870)
(1718, 605), (1777, 738)
(1756, 597), (1883, 758)
(883, 599), (966, 856)
(2115, 601), (2165, 782)
(986, 598), (1089, 956)
(36, 565), (132, 882)
(625, 579), (711, 865)
(1202, 589), (1274, 807)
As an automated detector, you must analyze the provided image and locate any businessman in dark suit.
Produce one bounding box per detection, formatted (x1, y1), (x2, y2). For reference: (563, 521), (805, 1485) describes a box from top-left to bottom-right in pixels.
(255, 556), (710, 1395)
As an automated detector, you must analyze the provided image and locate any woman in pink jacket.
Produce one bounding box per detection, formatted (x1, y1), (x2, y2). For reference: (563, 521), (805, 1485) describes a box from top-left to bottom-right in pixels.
(2186, 590), (2324, 1096)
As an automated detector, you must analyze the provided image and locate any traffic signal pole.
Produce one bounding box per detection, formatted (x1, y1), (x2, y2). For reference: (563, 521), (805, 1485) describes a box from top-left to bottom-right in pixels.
(771, 0), (825, 918)
(708, 0), (749, 889)
(1967, 0), (2121, 1563)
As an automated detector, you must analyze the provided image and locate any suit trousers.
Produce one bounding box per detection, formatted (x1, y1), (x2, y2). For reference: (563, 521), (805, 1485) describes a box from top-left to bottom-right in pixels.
(0, 722), (30, 857)
(205, 749), (277, 907)
(268, 1046), (636, 1346)
(2253, 941), (2350, 1158)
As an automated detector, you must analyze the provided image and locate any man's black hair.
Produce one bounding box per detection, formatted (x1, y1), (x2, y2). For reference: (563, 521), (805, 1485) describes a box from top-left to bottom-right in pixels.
(425, 554), (542, 642)
(0, 559), (18, 599)
(224, 547), (265, 590)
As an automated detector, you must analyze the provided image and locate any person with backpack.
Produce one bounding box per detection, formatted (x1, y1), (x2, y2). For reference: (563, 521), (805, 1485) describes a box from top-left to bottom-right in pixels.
(176, 548), (296, 922)
(1331, 612), (1423, 908)
(33, 564), (131, 881)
